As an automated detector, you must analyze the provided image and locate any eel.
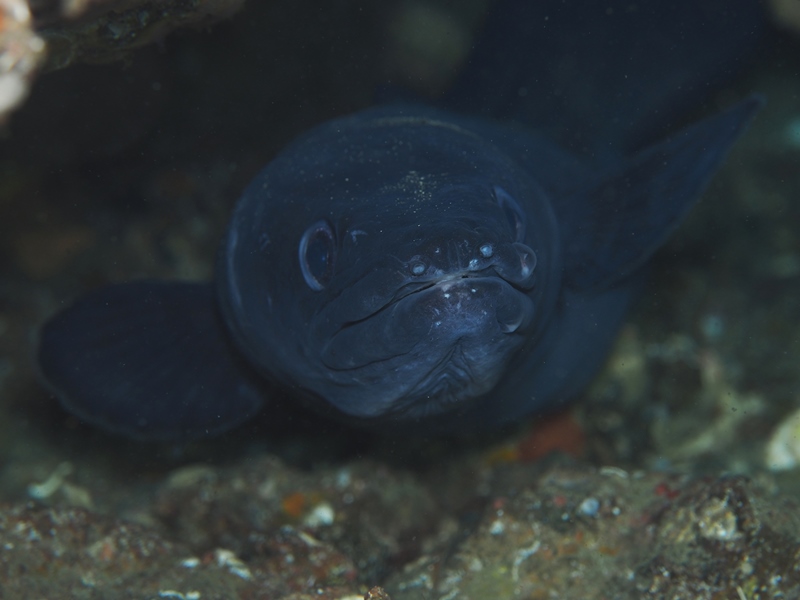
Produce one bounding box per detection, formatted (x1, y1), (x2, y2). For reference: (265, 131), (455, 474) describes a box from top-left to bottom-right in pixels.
(37, 0), (764, 440)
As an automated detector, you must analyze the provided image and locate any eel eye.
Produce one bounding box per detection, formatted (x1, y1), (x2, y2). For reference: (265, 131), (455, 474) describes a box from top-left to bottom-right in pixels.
(494, 185), (526, 242)
(299, 220), (336, 291)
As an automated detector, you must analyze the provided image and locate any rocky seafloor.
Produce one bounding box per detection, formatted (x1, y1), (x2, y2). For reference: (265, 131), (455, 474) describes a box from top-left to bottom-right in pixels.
(1, 1), (800, 598)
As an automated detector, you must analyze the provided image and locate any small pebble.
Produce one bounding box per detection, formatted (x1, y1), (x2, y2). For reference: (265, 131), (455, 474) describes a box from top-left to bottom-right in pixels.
(578, 497), (600, 517)
(765, 406), (800, 470)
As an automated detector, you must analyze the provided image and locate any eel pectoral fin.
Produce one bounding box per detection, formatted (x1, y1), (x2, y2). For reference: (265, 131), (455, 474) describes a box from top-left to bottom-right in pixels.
(38, 281), (266, 440)
(560, 96), (762, 291)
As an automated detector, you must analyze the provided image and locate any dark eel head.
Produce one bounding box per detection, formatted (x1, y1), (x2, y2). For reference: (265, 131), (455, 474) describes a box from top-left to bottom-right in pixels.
(219, 108), (561, 422)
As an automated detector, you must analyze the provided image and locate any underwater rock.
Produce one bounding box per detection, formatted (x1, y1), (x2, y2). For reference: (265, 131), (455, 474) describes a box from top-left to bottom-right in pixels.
(0, 0), (244, 121)
(0, 0), (45, 121)
(386, 461), (800, 599)
(34, 0), (245, 70)
(153, 456), (438, 584)
(0, 501), (365, 598)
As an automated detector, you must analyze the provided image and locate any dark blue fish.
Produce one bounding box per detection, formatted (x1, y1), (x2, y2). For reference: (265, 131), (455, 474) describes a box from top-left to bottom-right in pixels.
(37, 0), (763, 440)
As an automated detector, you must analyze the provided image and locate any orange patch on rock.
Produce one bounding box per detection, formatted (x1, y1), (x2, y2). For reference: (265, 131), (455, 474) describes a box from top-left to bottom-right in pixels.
(281, 491), (306, 518)
(516, 412), (586, 462)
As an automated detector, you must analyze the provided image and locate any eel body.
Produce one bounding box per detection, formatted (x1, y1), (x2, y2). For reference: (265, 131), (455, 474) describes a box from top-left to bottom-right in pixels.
(38, 1), (763, 439)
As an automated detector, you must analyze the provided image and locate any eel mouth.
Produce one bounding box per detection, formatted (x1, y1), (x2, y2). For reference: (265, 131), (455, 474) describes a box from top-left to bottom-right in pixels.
(308, 264), (538, 419)
(308, 235), (539, 421)
(316, 272), (536, 420)
(320, 271), (535, 372)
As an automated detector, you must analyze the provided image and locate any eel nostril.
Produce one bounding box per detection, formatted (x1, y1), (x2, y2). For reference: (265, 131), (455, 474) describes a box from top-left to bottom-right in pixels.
(410, 259), (426, 276)
(514, 243), (537, 278)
